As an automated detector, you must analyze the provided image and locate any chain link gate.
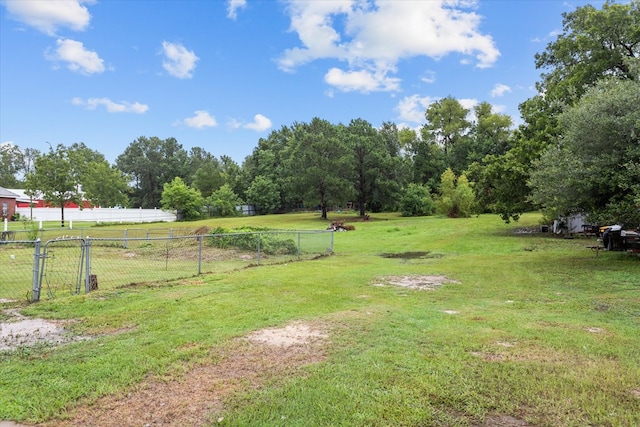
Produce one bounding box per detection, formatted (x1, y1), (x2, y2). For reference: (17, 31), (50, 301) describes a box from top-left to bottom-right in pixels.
(37, 238), (91, 300)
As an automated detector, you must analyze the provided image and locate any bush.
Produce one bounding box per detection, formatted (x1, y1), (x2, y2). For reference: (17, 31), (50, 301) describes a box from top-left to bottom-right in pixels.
(435, 168), (476, 218)
(207, 226), (297, 255)
(399, 184), (436, 216)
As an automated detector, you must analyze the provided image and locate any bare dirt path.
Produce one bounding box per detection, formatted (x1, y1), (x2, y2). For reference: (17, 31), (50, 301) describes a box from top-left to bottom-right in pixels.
(38, 322), (329, 427)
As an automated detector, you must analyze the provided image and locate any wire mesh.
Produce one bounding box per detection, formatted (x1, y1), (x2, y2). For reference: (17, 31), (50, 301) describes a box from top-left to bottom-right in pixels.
(41, 239), (86, 299)
(0, 241), (36, 303)
(0, 230), (334, 302)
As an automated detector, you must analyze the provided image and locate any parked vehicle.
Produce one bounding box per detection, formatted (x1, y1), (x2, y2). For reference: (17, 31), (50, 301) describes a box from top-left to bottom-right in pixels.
(600, 225), (640, 252)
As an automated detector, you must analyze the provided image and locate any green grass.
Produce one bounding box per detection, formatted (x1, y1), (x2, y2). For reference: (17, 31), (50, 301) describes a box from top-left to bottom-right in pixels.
(1, 212), (639, 426)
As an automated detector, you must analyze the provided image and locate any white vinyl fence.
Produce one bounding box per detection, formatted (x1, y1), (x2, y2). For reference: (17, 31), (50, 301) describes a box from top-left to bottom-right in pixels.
(16, 207), (176, 224)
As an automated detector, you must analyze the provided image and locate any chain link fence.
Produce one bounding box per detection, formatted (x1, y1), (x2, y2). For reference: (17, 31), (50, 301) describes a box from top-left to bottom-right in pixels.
(1, 230), (334, 303)
(1, 240), (39, 302)
(2, 226), (218, 242)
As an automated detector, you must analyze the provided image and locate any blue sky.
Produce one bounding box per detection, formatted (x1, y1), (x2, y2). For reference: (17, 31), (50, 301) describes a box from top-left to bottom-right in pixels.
(0, 0), (605, 165)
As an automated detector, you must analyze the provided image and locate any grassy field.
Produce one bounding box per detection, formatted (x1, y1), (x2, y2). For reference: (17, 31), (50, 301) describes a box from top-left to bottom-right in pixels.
(1, 212), (639, 426)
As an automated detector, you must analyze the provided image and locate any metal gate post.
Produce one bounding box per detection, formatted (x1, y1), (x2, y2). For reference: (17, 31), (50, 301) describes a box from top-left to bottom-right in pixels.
(84, 237), (92, 293)
(197, 235), (202, 275)
(257, 233), (261, 265)
(31, 239), (42, 302)
(330, 231), (334, 253)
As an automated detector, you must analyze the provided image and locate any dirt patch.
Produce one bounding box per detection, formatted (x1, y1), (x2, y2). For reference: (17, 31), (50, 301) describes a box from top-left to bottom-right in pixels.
(246, 323), (328, 347)
(380, 251), (443, 260)
(373, 275), (460, 291)
(480, 414), (533, 426)
(39, 322), (329, 427)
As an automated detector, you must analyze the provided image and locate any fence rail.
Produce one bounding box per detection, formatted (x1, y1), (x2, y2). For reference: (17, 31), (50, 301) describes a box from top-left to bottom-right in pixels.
(1, 226), (213, 242)
(1, 230), (334, 303)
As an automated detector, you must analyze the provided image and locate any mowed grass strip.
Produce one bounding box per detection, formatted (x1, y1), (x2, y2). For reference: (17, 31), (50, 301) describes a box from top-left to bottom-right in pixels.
(0, 213), (639, 426)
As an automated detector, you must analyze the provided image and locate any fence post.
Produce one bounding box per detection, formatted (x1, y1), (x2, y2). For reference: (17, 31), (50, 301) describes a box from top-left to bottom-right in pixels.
(330, 231), (334, 253)
(84, 238), (92, 293)
(123, 229), (128, 249)
(31, 239), (42, 302)
(257, 233), (261, 265)
(197, 235), (202, 275)
(297, 232), (301, 260)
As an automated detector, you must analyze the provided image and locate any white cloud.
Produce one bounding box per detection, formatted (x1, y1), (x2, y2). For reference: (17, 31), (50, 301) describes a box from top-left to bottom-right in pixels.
(421, 70), (436, 84)
(227, 118), (242, 129)
(161, 41), (199, 79)
(183, 111), (218, 129)
(46, 38), (104, 74)
(244, 114), (272, 131)
(228, 114), (273, 131)
(395, 94), (439, 124)
(227, 0), (247, 20)
(3, 0), (93, 36)
(491, 83), (512, 98)
(458, 98), (479, 111)
(72, 97), (149, 113)
(278, 0), (499, 93)
(324, 67), (400, 93)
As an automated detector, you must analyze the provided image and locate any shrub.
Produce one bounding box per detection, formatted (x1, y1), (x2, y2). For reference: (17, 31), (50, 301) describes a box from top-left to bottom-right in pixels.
(435, 168), (477, 218)
(399, 183), (436, 216)
(207, 226), (297, 255)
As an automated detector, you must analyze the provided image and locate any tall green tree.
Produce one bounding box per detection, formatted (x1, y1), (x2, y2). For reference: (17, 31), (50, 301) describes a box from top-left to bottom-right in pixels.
(470, 102), (513, 160)
(535, 0), (640, 104)
(476, 1), (639, 222)
(242, 126), (296, 212)
(25, 144), (80, 227)
(404, 128), (446, 189)
(290, 118), (353, 220)
(346, 119), (400, 216)
(81, 162), (130, 208)
(0, 143), (25, 187)
(193, 161), (224, 199)
(219, 155), (245, 200)
(370, 122), (409, 212)
(63, 142), (130, 208)
(423, 97), (471, 174)
(116, 136), (189, 208)
(529, 78), (640, 226)
(186, 147), (217, 187)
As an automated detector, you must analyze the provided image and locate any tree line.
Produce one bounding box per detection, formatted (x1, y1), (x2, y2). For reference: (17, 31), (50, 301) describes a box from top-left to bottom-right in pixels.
(1, 1), (639, 226)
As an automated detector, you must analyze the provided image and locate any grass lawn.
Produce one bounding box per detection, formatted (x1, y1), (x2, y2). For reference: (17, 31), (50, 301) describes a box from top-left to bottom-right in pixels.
(1, 212), (639, 426)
